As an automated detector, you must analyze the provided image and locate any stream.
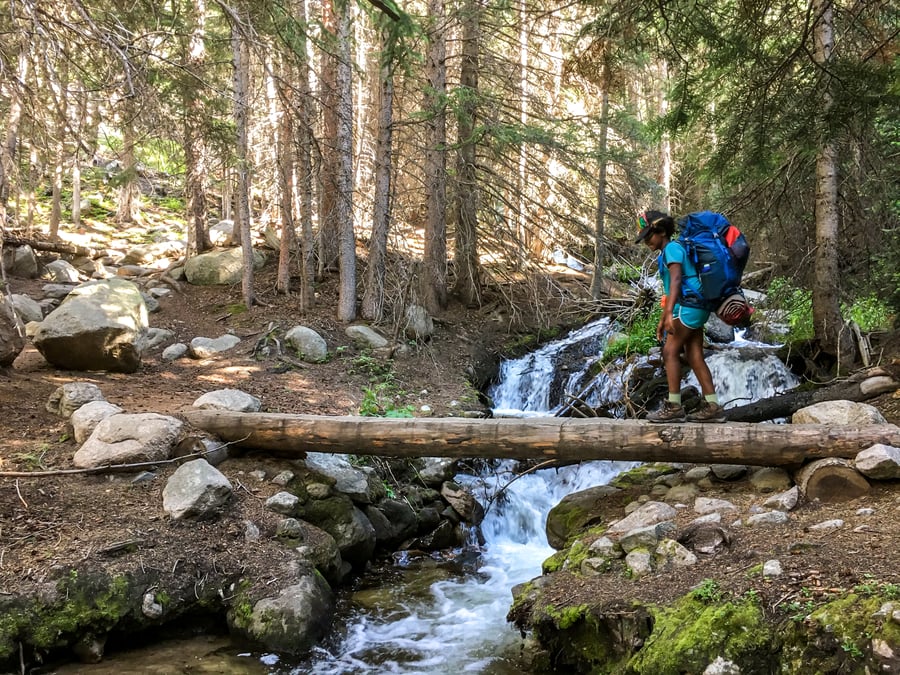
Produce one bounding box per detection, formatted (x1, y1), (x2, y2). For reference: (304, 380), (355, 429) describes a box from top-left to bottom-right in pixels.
(54, 318), (799, 674)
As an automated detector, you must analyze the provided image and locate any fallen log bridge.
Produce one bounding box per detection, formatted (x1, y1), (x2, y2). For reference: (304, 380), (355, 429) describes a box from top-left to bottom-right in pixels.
(184, 410), (900, 468)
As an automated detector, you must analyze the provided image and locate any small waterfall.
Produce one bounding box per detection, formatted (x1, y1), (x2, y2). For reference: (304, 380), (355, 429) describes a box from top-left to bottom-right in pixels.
(299, 322), (799, 674)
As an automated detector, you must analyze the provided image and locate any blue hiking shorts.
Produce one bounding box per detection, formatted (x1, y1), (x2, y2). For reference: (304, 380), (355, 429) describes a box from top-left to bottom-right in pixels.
(673, 303), (711, 330)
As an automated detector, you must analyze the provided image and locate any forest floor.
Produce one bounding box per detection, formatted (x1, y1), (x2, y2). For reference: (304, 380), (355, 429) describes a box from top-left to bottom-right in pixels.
(2, 247), (900, 666)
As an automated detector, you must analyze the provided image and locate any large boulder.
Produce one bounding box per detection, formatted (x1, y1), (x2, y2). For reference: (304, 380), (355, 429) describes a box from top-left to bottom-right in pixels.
(183, 247), (266, 286)
(32, 278), (149, 373)
(0, 295), (25, 366)
(1, 244), (38, 278)
(792, 400), (887, 426)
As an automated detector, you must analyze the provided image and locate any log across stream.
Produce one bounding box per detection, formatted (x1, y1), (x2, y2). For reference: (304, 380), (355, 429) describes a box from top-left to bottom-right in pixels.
(184, 410), (900, 468)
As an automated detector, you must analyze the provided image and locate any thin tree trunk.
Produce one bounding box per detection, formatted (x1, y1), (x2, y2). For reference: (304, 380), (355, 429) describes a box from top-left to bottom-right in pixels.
(590, 63), (610, 300)
(335, 1), (356, 322)
(294, 0), (315, 313)
(318, 0), (341, 278)
(362, 25), (394, 322)
(183, 0), (211, 257)
(49, 57), (69, 238)
(451, 0), (481, 307)
(811, 0), (856, 368)
(0, 46), (28, 227)
(70, 83), (87, 226)
(275, 55), (295, 295)
(116, 96), (138, 224)
(421, 0), (448, 315)
(231, 20), (255, 307)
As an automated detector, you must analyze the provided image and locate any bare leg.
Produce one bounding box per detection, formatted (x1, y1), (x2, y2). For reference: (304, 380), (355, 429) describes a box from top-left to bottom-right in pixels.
(681, 322), (716, 396)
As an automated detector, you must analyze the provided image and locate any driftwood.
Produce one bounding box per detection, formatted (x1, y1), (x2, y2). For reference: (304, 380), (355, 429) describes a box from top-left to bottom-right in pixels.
(183, 409), (900, 468)
(724, 366), (899, 423)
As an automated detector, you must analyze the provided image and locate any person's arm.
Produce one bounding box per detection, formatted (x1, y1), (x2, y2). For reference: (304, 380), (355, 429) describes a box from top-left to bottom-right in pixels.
(662, 261), (683, 336)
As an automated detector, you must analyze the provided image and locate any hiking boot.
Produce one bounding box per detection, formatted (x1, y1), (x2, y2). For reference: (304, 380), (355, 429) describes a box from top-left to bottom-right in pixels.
(647, 401), (686, 423)
(687, 401), (727, 423)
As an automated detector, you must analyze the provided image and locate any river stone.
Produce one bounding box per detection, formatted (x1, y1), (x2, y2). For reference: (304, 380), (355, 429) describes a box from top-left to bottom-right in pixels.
(417, 457), (457, 486)
(364, 498), (418, 546)
(240, 573), (335, 654)
(792, 400), (887, 426)
(47, 382), (106, 418)
(655, 538), (698, 568)
(74, 413), (183, 468)
(70, 401), (124, 443)
(162, 458), (233, 520)
(545, 485), (621, 549)
(266, 491), (300, 515)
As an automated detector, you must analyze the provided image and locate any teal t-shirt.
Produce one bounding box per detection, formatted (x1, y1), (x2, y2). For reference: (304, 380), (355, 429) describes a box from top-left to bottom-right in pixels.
(659, 241), (702, 299)
(658, 241), (711, 329)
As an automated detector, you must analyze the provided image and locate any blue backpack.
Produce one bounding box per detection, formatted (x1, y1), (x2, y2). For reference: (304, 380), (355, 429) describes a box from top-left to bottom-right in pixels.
(665, 211), (750, 311)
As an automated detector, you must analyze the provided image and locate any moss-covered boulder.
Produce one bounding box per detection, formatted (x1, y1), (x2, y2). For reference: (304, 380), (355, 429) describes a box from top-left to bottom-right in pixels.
(545, 485), (620, 550)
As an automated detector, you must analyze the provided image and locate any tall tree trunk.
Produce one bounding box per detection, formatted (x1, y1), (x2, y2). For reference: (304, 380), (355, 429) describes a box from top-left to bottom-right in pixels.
(657, 59), (672, 212)
(231, 19), (255, 308)
(335, 1), (356, 322)
(590, 63), (611, 300)
(318, 0), (341, 278)
(183, 0), (211, 257)
(294, 0), (315, 313)
(451, 0), (482, 307)
(362, 25), (395, 322)
(49, 56), (69, 238)
(421, 0), (448, 315)
(0, 46), (28, 227)
(116, 96), (138, 225)
(811, 0), (855, 368)
(70, 83), (87, 227)
(275, 55), (295, 295)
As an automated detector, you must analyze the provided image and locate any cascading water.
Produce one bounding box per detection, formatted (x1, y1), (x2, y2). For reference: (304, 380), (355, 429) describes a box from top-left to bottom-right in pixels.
(290, 320), (800, 673)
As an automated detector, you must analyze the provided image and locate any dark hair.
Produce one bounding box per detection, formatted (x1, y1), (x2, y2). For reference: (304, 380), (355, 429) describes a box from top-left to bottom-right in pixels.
(646, 210), (675, 237)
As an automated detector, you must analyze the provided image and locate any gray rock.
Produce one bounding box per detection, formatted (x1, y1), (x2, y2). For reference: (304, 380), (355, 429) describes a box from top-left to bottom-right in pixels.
(10, 294), (43, 323)
(44, 259), (82, 283)
(304, 453), (385, 504)
(404, 304), (434, 340)
(162, 343), (189, 360)
(792, 400), (887, 425)
(763, 560), (783, 577)
(745, 511), (790, 527)
(763, 486), (800, 511)
(189, 334), (241, 358)
(441, 481), (485, 525)
(545, 485), (621, 549)
(2, 243), (38, 278)
(607, 501), (678, 538)
(142, 327), (174, 351)
(624, 549), (653, 577)
(74, 413), (183, 469)
(0, 296), (25, 366)
(183, 246), (266, 285)
(345, 324), (389, 349)
(47, 382), (106, 418)
(162, 458), (233, 520)
(33, 278), (149, 373)
(655, 538), (698, 568)
(284, 326), (328, 363)
(240, 574), (335, 654)
(192, 388), (262, 412)
(70, 401), (124, 443)
(710, 464), (748, 481)
(693, 497), (738, 515)
(417, 457), (457, 486)
(266, 491), (300, 515)
(854, 444), (900, 480)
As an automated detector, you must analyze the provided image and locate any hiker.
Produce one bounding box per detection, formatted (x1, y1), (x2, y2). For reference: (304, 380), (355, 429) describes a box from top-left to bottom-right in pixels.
(635, 209), (726, 423)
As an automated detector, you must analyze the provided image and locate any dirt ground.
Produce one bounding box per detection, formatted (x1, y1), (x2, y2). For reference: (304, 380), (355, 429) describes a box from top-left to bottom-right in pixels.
(2, 257), (900, 660)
